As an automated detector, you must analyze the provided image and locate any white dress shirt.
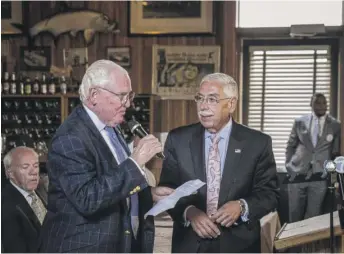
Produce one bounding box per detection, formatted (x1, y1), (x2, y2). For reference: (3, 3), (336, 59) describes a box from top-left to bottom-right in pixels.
(83, 105), (145, 176)
(310, 112), (327, 136)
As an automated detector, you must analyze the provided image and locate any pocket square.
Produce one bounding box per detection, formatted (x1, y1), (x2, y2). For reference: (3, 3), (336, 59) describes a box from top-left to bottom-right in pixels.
(235, 149), (241, 153)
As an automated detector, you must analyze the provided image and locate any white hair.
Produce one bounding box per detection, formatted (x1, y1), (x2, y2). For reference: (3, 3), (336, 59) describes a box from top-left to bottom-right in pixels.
(79, 60), (129, 102)
(200, 73), (238, 99)
(3, 146), (38, 178)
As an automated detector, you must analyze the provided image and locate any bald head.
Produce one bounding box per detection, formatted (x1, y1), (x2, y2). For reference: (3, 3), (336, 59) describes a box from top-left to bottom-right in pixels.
(4, 146), (40, 192)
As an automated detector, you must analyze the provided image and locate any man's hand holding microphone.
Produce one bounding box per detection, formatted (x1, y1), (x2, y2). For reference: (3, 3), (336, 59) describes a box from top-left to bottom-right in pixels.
(130, 133), (174, 202)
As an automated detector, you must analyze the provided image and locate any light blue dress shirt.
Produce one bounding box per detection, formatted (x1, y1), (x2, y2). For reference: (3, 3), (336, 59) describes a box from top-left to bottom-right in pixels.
(204, 118), (249, 221)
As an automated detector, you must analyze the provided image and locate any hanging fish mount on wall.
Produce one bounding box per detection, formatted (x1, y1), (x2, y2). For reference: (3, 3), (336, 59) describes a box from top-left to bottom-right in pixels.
(28, 3), (120, 45)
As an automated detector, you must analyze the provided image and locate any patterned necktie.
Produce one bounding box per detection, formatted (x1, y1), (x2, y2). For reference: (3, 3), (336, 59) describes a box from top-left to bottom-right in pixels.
(104, 127), (139, 238)
(29, 192), (46, 224)
(312, 117), (319, 147)
(206, 134), (222, 216)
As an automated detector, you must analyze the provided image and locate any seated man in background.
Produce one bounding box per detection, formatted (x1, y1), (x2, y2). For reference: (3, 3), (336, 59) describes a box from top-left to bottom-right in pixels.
(286, 93), (341, 222)
(1, 146), (47, 252)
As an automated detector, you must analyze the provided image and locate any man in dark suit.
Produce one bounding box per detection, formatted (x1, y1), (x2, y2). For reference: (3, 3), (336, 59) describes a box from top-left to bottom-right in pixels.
(286, 93), (341, 222)
(39, 60), (173, 253)
(2, 146), (47, 252)
(159, 73), (279, 253)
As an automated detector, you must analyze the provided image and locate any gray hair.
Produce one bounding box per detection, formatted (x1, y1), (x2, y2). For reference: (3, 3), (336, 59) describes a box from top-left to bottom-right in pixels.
(200, 73), (238, 99)
(79, 60), (129, 102)
(3, 146), (38, 178)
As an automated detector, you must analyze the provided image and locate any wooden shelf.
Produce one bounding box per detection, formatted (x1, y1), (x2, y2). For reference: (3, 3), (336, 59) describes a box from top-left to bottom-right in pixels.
(1, 93), (79, 98)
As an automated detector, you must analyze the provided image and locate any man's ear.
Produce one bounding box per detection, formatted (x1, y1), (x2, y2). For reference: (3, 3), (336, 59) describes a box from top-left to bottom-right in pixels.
(89, 88), (98, 106)
(228, 97), (238, 114)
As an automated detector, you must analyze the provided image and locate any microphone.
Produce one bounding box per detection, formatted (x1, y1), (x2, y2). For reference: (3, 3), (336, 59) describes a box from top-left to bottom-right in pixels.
(334, 156), (344, 229)
(127, 120), (165, 159)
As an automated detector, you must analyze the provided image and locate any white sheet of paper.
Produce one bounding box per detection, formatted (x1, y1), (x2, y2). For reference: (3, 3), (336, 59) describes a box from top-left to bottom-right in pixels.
(144, 179), (206, 219)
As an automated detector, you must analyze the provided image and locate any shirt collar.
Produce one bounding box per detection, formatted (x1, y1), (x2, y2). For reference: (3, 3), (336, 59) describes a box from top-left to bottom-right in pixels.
(205, 117), (232, 140)
(312, 112), (327, 121)
(10, 180), (32, 199)
(83, 104), (107, 131)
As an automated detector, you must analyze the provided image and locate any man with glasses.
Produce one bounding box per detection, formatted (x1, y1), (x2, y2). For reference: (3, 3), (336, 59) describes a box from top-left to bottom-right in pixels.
(159, 73), (278, 253)
(39, 60), (173, 253)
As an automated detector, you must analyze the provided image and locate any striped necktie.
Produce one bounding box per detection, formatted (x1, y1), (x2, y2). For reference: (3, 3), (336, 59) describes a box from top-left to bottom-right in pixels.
(104, 126), (139, 238)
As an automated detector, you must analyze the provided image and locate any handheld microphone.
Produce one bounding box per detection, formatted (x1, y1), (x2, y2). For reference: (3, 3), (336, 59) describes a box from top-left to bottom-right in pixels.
(127, 120), (165, 159)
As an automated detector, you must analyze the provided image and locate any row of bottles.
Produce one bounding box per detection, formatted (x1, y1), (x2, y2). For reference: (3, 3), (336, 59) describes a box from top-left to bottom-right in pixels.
(1, 72), (68, 95)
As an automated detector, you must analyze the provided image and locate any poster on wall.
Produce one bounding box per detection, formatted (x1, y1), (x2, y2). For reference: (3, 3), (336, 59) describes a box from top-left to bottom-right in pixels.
(152, 45), (221, 99)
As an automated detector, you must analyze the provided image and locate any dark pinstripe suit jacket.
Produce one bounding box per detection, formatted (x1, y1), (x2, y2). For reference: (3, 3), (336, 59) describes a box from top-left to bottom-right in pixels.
(39, 105), (155, 253)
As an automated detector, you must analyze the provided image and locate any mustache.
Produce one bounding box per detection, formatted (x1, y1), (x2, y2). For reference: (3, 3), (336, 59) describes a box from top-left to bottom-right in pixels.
(198, 110), (213, 117)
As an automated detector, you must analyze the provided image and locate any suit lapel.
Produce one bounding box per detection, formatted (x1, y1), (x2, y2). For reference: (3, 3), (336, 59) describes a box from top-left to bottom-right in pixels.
(189, 124), (206, 184)
(302, 114), (315, 149)
(76, 105), (118, 166)
(218, 122), (245, 206)
(317, 115), (331, 146)
(6, 184), (41, 231)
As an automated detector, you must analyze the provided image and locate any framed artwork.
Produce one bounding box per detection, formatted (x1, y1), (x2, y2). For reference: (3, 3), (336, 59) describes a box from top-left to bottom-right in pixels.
(152, 45), (221, 100)
(107, 47), (131, 67)
(63, 47), (89, 68)
(1, 1), (23, 35)
(19, 47), (51, 71)
(129, 1), (214, 35)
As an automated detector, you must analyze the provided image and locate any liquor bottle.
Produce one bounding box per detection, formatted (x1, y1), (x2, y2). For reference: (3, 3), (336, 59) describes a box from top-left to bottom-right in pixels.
(40, 74), (47, 95)
(48, 76), (56, 95)
(24, 78), (32, 95)
(32, 76), (40, 94)
(10, 73), (16, 94)
(2, 72), (10, 94)
(60, 76), (67, 94)
(18, 75), (25, 95)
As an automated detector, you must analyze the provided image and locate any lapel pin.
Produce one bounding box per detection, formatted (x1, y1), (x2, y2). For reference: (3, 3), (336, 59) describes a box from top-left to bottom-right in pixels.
(235, 149), (241, 153)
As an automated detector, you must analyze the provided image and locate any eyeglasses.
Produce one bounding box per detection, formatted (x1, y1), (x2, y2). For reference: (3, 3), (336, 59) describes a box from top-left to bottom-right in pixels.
(97, 87), (135, 105)
(194, 94), (231, 105)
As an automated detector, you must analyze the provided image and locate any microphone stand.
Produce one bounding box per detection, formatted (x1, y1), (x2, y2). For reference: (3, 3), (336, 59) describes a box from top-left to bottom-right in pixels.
(328, 171), (337, 253)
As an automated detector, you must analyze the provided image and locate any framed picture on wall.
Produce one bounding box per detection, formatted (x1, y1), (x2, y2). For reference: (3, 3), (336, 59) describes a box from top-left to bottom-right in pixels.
(19, 46), (51, 71)
(152, 45), (221, 100)
(63, 47), (89, 68)
(129, 1), (214, 35)
(1, 1), (23, 35)
(107, 47), (131, 67)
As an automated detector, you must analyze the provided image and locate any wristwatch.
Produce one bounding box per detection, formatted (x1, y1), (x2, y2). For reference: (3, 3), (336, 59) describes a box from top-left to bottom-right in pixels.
(238, 199), (246, 216)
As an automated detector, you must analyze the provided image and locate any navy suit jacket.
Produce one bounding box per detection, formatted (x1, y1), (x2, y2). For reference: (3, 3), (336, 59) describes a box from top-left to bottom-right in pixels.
(39, 105), (155, 253)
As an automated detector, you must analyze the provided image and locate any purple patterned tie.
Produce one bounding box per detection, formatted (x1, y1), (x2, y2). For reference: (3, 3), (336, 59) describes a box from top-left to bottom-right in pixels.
(206, 134), (222, 216)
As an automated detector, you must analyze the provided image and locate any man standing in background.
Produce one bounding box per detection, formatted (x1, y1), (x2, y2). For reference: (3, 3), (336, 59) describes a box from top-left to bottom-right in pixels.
(286, 93), (341, 222)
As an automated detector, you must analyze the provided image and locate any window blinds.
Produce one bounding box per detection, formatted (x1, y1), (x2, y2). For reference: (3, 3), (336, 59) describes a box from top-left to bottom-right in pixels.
(247, 45), (332, 171)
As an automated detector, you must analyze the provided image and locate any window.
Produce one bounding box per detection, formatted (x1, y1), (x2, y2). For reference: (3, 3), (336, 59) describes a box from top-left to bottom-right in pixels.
(237, 1), (343, 27)
(242, 39), (339, 171)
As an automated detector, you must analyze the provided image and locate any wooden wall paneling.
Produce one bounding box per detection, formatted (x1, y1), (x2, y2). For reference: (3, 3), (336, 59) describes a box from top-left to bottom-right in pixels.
(1, 1), (238, 134)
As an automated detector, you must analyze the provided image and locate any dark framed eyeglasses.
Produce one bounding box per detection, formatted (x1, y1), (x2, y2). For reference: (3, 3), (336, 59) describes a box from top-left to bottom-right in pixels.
(97, 87), (135, 105)
(194, 94), (230, 105)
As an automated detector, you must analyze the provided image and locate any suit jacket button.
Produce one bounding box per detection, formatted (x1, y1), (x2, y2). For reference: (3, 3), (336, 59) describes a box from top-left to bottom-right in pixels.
(125, 230), (130, 235)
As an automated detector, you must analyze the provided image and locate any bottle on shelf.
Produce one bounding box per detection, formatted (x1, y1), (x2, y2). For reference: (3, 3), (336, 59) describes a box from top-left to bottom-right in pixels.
(2, 72), (10, 94)
(32, 76), (40, 94)
(10, 73), (17, 95)
(40, 74), (47, 95)
(25, 78), (32, 95)
(60, 76), (67, 94)
(48, 76), (56, 95)
(18, 74), (25, 95)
